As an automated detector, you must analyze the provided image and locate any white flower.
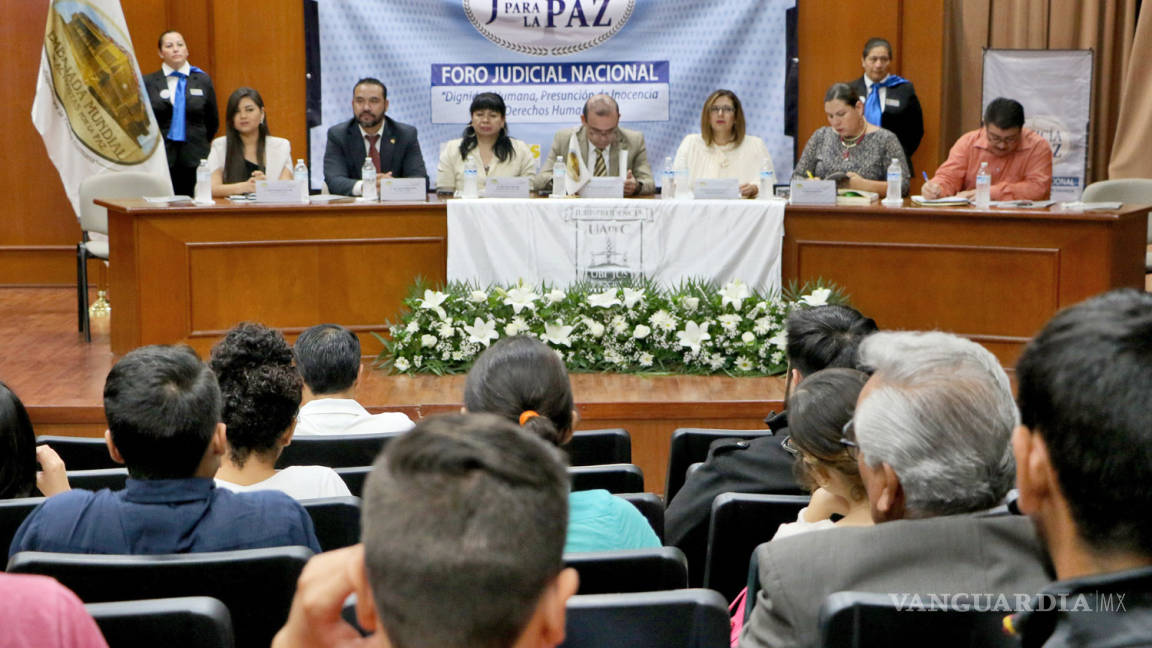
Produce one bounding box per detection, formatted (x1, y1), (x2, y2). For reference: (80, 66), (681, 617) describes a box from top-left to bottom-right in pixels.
(720, 280), (751, 311)
(588, 289), (620, 308)
(736, 357), (754, 371)
(649, 310), (677, 331)
(682, 296), (699, 312)
(604, 348), (625, 364)
(420, 334), (437, 348)
(544, 288), (566, 304)
(753, 317), (773, 335)
(741, 331), (756, 344)
(463, 317), (499, 347)
(638, 352), (654, 367)
(504, 317), (528, 337)
(633, 324), (651, 339)
(621, 287), (644, 308)
(468, 290), (488, 303)
(404, 320), (420, 334)
(451, 351), (464, 361)
(419, 290), (449, 319)
(554, 348), (565, 362)
(771, 351), (784, 364)
(718, 314), (742, 332)
(767, 329), (788, 351)
(437, 321), (455, 338)
(676, 321), (711, 352)
(800, 287), (832, 307)
(541, 320), (575, 347)
(413, 355), (423, 367)
(393, 357), (411, 372)
(583, 318), (606, 338)
(708, 354), (727, 370)
(611, 315), (628, 334)
(504, 286), (539, 314)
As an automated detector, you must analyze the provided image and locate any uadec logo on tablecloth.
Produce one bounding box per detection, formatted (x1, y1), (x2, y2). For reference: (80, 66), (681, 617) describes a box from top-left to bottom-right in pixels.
(463, 0), (635, 56)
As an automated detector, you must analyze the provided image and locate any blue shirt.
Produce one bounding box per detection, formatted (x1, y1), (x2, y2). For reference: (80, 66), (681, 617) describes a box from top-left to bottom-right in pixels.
(9, 478), (321, 558)
(565, 489), (662, 554)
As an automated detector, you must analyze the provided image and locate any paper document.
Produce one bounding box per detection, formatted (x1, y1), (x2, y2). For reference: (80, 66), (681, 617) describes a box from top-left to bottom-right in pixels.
(910, 195), (969, 206)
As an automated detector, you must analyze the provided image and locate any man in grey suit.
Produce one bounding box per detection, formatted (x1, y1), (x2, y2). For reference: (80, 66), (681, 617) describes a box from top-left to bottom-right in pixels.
(534, 94), (654, 196)
(323, 77), (427, 196)
(739, 331), (1053, 648)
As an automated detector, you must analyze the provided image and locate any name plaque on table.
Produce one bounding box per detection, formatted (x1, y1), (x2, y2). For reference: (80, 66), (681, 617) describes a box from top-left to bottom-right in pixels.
(692, 178), (741, 200)
(789, 179), (836, 205)
(254, 180), (306, 203)
(579, 177), (625, 198)
(380, 178), (427, 202)
(483, 177), (531, 198)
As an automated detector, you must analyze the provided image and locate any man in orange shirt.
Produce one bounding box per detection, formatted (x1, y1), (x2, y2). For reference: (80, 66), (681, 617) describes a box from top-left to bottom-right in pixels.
(922, 97), (1053, 201)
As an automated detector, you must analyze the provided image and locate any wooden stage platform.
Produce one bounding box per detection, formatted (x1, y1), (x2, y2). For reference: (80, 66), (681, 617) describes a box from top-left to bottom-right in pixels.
(0, 287), (784, 494)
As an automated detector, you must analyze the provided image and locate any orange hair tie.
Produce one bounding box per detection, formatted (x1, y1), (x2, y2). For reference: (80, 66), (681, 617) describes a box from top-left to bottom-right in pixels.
(519, 410), (540, 426)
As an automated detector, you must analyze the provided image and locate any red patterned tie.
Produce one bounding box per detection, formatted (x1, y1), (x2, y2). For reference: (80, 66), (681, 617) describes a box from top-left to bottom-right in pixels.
(366, 134), (381, 172)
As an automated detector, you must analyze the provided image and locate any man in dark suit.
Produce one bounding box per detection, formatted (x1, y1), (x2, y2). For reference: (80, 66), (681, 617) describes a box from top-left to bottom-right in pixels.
(323, 78), (427, 196)
(849, 37), (923, 173)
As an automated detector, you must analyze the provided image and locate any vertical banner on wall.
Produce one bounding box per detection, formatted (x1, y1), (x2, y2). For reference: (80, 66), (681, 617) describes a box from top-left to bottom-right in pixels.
(982, 49), (1092, 202)
(308, 0), (796, 191)
(32, 0), (171, 217)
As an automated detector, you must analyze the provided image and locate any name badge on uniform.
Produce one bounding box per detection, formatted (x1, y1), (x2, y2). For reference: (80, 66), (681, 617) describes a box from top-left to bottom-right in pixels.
(885, 97), (901, 108)
(190, 88), (204, 96)
(159, 89), (170, 99)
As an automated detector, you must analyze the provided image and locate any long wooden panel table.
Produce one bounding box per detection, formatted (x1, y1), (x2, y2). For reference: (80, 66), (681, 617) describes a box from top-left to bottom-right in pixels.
(100, 197), (1147, 363)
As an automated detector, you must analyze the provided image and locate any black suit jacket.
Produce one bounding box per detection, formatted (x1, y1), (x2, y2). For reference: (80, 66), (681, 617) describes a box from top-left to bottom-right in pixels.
(323, 116), (427, 195)
(850, 76), (924, 167)
(144, 69), (219, 169)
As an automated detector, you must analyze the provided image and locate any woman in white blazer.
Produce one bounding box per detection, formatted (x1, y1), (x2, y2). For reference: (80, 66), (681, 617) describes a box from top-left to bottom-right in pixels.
(436, 92), (535, 195)
(673, 89), (773, 198)
(209, 87), (293, 197)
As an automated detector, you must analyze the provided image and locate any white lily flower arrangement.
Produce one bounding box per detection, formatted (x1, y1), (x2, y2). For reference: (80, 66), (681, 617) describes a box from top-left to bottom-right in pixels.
(376, 278), (847, 376)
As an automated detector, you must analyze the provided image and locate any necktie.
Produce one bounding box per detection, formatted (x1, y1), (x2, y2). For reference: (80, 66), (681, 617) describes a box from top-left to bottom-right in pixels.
(863, 75), (907, 127)
(366, 134), (381, 172)
(168, 70), (187, 142)
(594, 148), (607, 177)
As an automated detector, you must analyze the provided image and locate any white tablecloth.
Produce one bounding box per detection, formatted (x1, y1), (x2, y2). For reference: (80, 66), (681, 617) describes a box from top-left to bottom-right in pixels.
(447, 198), (785, 292)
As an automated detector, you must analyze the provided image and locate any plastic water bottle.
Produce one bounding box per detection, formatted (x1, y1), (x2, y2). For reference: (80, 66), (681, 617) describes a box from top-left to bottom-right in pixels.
(193, 159), (211, 203)
(293, 158), (308, 202)
(759, 158), (775, 200)
(882, 157), (902, 206)
(361, 157), (377, 201)
(460, 154), (479, 199)
(662, 156), (675, 200)
(551, 156), (566, 198)
(974, 161), (991, 208)
(674, 162), (692, 200)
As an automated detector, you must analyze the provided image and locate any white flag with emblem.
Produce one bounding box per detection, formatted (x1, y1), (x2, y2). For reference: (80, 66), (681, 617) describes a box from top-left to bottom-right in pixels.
(564, 130), (591, 196)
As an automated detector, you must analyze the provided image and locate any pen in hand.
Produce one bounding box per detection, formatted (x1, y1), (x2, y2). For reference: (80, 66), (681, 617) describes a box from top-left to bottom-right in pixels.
(922, 171), (929, 182)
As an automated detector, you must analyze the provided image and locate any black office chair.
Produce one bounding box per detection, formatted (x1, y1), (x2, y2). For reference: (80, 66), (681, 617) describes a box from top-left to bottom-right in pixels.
(560, 589), (730, 648)
(36, 435), (117, 470)
(819, 591), (1019, 648)
(665, 428), (772, 502)
(0, 497), (43, 568)
(617, 492), (665, 543)
(334, 466), (372, 497)
(569, 463), (644, 494)
(562, 428), (631, 466)
(8, 546), (313, 648)
(276, 432), (400, 469)
(704, 493), (809, 602)
(301, 496), (361, 551)
(87, 596), (235, 648)
(564, 546), (688, 595)
(66, 467), (129, 491)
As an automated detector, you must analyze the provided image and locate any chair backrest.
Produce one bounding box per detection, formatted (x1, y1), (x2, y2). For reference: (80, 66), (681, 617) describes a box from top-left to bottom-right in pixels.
(276, 432), (400, 469)
(78, 172), (171, 235)
(563, 428), (632, 466)
(301, 496), (361, 551)
(333, 465), (372, 497)
(86, 596), (235, 648)
(1081, 178), (1152, 242)
(0, 497), (43, 566)
(560, 589), (730, 648)
(665, 428), (772, 501)
(8, 546), (312, 648)
(818, 591), (1019, 648)
(66, 467), (129, 492)
(617, 492), (665, 543)
(569, 463), (644, 494)
(564, 546), (688, 594)
(36, 436), (118, 470)
(704, 492), (810, 602)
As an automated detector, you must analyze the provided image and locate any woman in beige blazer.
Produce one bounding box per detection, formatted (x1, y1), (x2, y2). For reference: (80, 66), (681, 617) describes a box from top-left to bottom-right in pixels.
(436, 92), (535, 196)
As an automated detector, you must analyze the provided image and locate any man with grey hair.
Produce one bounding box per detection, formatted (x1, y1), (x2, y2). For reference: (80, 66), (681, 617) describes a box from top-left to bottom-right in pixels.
(535, 93), (655, 195)
(740, 331), (1052, 648)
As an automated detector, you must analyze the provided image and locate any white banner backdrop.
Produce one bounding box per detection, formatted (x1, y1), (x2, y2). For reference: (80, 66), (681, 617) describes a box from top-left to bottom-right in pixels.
(983, 49), (1092, 202)
(447, 199), (785, 292)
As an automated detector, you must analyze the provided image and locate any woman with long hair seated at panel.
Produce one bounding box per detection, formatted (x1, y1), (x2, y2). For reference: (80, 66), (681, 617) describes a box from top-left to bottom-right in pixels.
(464, 335), (661, 553)
(436, 92), (535, 196)
(209, 87), (294, 197)
(673, 89), (773, 198)
(0, 381), (69, 499)
(792, 83), (909, 198)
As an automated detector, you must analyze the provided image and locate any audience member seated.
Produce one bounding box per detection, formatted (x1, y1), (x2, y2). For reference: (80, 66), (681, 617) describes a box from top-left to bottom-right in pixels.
(292, 324), (414, 435)
(1008, 290), (1152, 644)
(0, 572), (108, 648)
(209, 87), (294, 197)
(739, 331), (1052, 648)
(535, 94), (655, 196)
(9, 345), (320, 557)
(792, 83), (909, 198)
(1, 380), (70, 498)
(210, 323), (351, 500)
(435, 92), (535, 196)
(271, 413), (580, 648)
(848, 37), (924, 173)
(665, 305), (878, 569)
(673, 89), (774, 198)
(465, 336), (661, 553)
(922, 97), (1053, 201)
